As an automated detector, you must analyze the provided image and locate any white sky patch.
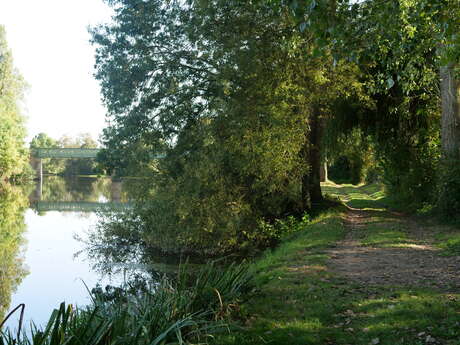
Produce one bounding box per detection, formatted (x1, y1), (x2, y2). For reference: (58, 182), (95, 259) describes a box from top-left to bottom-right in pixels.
(0, 0), (113, 143)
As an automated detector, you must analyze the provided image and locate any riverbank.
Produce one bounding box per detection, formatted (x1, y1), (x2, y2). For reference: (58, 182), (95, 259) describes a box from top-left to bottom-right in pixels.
(215, 183), (460, 345)
(3, 182), (460, 344)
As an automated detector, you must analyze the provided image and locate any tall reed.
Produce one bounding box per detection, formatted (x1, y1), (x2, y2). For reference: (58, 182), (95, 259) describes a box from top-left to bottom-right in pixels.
(0, 261), (252, 345)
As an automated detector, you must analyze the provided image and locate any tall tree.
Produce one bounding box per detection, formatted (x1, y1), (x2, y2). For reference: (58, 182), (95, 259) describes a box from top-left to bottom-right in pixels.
(91, 0), (364, 252)
(0, 26), (28, 181)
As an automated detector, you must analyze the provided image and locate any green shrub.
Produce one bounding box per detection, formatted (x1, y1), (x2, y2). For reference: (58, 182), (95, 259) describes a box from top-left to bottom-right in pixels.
(437, 159), (460, 222)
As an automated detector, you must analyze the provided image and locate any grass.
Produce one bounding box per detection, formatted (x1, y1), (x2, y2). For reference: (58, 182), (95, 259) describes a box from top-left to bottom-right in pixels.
(436, 233), (460, 256)
(212, 183), (460, 345)
(322, 182), (387, 210)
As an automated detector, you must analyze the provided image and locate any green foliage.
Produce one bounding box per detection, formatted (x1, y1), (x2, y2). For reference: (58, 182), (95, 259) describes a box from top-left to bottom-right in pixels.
(30, 133), (56, 150)
(437, 235), (460, 256)
(437, 159), (460, 221)
(255, 214), (311, 247)
(327, 130), (379, 185)
(91, 0), (457, 256)
(57, 134), (98, 176)
(325, 0), (442, 207)
(0, 26), (28, 181)
(298, 0), (458, 212)
(30, 133), (63, 175)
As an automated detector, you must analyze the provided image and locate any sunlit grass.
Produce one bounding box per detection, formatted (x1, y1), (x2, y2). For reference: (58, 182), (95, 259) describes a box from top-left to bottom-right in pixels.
(212, 186), (460, 345)
(321, 182), (387, 210)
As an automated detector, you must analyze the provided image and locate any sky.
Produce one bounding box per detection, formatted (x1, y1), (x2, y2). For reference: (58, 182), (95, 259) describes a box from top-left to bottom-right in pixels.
(0, 0), (113, 143)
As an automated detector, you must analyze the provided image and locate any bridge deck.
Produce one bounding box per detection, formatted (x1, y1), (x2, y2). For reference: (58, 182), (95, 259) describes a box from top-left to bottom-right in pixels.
(32, 148), (100, 159)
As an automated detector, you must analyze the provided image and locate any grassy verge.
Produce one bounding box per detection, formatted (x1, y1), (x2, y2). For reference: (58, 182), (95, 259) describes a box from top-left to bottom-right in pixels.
(436, 232), (460, 256)
(213, 185), (460, 345)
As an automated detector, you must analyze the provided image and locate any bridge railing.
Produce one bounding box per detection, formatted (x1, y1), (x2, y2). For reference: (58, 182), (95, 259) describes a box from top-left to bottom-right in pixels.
(32, 148), (100, 159)
(32, 201), (132, 213)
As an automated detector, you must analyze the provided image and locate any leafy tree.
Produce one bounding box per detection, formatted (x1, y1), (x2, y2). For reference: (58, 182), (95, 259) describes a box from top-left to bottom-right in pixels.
(30, 132), (56, 149)
(0, 26), (28, 181)
(30, 133), (65, 175)
(91, 0), (365, 253)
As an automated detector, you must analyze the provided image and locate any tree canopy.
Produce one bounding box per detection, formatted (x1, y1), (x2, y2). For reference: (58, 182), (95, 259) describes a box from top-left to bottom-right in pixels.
(92, 0), (460, 254)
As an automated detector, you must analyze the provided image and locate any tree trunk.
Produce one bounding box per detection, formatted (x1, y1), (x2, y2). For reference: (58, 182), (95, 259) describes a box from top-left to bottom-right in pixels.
(301, 156), (310, 210)
(440, 64), (460, 159)
(301, 106), (323, 210)
(300, 105), (323, 211)
(308, 107), (324, 205)
(320, 157), (328, 182)
(438, 64), (460, 216)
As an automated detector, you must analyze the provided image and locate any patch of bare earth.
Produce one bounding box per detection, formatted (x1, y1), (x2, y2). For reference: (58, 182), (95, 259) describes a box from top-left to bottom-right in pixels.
(327, 209), (460, 292)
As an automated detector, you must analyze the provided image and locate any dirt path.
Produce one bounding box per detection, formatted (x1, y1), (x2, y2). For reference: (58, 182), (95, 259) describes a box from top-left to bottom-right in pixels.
(327, 208), (460, 292)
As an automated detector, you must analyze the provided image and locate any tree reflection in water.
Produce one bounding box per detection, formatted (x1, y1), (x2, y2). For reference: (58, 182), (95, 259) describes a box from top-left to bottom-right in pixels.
(0, 183), (29, 324)
(80, 208), (207, 285)
(29, 176), (117, 205)
(28, 177), (130, 216)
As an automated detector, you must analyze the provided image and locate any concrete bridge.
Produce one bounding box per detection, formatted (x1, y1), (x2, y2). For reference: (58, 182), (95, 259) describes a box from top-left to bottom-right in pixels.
(30, 148), (100, 180)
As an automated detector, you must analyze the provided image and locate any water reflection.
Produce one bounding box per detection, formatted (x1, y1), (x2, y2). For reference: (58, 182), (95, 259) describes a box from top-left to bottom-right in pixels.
(29, 177), (131, 214)
(0, 183), (29, 323)
(1, 176), (134, 331)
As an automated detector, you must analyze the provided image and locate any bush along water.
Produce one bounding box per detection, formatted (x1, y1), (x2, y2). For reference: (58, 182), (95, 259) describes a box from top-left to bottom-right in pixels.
(0, 262), (252, 345)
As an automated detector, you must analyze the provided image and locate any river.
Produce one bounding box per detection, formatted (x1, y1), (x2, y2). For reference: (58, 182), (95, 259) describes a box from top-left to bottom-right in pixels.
(0, 176), (133, 333)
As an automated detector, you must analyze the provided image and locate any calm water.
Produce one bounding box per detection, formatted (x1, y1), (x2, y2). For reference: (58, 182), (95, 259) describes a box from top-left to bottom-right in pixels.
(0, 176), (132, 332)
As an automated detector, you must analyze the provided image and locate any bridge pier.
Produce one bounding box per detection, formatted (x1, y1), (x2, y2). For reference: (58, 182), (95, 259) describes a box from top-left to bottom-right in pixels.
(29, 156), (43, 181)
(29, 179), (42, 204)
(110, 180), (123, 202)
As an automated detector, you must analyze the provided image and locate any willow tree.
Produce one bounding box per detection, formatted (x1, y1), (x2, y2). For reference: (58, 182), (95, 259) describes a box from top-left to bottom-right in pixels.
(0, 26), (28, 181)
(92, 0), (363, 253)
(92, 0), (310, 252)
